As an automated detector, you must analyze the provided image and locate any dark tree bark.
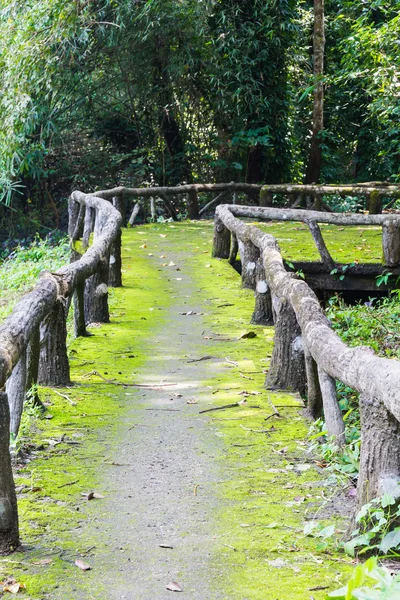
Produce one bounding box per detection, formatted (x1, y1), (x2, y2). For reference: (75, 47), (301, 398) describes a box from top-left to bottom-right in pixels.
(109, 229), (122, 287)
(212, 217), (231, 259)
(265, 295), (306, 396)
(112, 195), (127, 227)
(74, 280), (87, 337)
(84, 255), (110, 324)
(0, 392), (20, 553)
(187, 190), (199, 220)
(251, 258), (273, 325)
(304, 344), (323, 418)
(228, 232), (239, 266)
(238, 240), (259, 289)
(26, 326), (42, 408)
(38, 299), (70, 387)
(358, 393), (400, 506)
(5, 350), (27, 438)
(304, 0), (325, 185)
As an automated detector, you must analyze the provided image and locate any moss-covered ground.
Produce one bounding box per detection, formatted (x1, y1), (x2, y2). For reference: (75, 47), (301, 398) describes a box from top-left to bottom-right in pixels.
(0, 220), (380, 598)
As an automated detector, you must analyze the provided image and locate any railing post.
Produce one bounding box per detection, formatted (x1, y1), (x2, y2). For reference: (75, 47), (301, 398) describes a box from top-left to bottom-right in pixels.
(0, 392), (20, 554)
(112, 194), (127, 227)
(228, 232), (238, 266)
(26, 326), (42, 406)
(260, 189), (273, 207)
(74, 279), (87, 336)
(304, 344), (323, 418)
(317, 367), (345, 447)
(84, 210), (110, 324)
(265, 294), (306, 397)
(238, 240), (259, 289)
(212, 216), (230, 259)
(5, 350), (27, 439)
(38, 297), (70, 387)
(187, 189), (200, 220)
(251, 258), (273, 325)
(382, 221), (400, 267)
(109, 228), (122, 288)
(82, 206), (95, 250)
(357, 393), (400, 507)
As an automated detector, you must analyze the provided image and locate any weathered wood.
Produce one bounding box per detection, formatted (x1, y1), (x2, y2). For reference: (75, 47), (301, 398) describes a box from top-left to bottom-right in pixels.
(317, 366), (345, 447)
(0, 392), (19, 554)
(215, 205), (400, 424)
(84, 256), (110, 324)
(306, 220), (335, 270)
(358, 392), (400, 506)
(38, 298), (70, 387)
(68, 198), (80, 237)
(159, 193), (179, 221)
(26, 326), (42, 407)
(187, 190), (200, 220)
(382, 222), (400, 267)
(73, 280), (87, 337)
(259, 189), (273, 207)
(238, 239), (259, 289)
(82, 206), (95, 250)
(95, 182), (263, 201)
(112, 195), (127, 227)
(228, 232), (238, 266)
(109, 229), (122, 287)
(265, 294), (306, 397)
(367, 191), (382, 215)
(199, 190), (231, 217)
(128, 201), (142, 226)
(260, 183), (400, 199)
(212, 217), (231, 259)
(150, 197), (156, 221)
(251, 258), (273, 326)
(304, 344), (323, 418)
(5, 350), (27, 438)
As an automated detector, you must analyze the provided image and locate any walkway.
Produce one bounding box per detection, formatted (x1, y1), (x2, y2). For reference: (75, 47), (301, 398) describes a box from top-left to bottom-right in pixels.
(6, 223), (352, 599)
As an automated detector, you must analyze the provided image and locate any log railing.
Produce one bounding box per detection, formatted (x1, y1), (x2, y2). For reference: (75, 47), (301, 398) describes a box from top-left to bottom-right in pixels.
(0, 191), (122, 553)
(213, 203), (400, 510)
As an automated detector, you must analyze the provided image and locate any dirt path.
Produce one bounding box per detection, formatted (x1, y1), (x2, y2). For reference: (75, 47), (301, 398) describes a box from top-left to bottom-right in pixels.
(4, 223), (353, 599)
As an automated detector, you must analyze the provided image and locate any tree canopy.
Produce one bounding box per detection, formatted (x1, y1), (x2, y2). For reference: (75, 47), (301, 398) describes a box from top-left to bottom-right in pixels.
(0, 0), (399, 221)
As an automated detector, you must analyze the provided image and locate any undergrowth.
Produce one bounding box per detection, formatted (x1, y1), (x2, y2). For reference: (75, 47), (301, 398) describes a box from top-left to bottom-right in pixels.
(0, 233), (69, 321)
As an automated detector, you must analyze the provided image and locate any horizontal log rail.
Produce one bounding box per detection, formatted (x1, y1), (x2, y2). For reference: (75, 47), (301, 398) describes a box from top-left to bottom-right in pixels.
(213, 203), (400, 510)
(0, 191), (122, 552)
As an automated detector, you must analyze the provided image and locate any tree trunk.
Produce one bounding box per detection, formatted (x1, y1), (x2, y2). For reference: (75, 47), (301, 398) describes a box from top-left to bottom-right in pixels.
(38, 299), (70, 387)
(0, 393), (19, 554)
(5, 351), (27, 439)
(265, 295), (306, 396)
(304, 0), (325, 185)
(358, 393), (400, 506)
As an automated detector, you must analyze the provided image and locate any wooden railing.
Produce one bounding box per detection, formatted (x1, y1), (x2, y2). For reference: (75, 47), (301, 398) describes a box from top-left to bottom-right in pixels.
(213, 203), (400, 511)
(0, 191), (122, 553)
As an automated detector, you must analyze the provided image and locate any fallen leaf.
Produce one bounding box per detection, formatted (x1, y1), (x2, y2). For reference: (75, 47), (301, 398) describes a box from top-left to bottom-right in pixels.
(159, 255), (167, 258)
(205, 264), (211, 268)
(186, 399), (198, 405)
(168, 261), (176, 266)
(33, 558), (53, 566)
(3, 582), (26, 594)
(159, 234), (167, 238)
(166, 581), (183, 592)
(139, 244), (147, 249)
(75, 559), (91, 571)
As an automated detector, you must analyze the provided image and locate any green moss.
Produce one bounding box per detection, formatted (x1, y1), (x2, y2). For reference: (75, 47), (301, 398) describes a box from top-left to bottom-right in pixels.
(1, 221), (362, 598)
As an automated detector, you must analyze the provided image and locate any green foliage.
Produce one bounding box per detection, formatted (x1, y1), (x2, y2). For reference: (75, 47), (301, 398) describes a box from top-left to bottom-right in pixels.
(343, 495), (400, 558)
(327, 557), (400, 599)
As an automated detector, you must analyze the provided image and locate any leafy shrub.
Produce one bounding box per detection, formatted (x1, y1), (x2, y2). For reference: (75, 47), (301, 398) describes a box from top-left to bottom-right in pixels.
(327, 557), (400, 599)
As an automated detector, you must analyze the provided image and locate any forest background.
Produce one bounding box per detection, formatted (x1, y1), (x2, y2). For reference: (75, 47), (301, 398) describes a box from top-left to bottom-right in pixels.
(0, 0), (399, 235)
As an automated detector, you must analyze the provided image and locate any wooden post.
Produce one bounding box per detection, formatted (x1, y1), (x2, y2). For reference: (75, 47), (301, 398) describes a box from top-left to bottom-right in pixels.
(109, 228), (122, 288)
(260, 189), (273, 207)
(228, 233), (239, 266)
(212, 217), (231, 259)
(0, 392), (19, 554)
(150, 197), (156, 221)
(113, 195), (127, 227)
(38, 298), (70, 387)
(82, 206), (95, 250)
(313, 194), (322, 211)
(128, 201), (142, 227)
(74, 279), (87, 336)
(187, 190), (200, 220)
(238, 239), (259, 289)
(368, 191), (382, 215)
(357, 393), (400, 506)
(317, 367), (345, 447)
(251, 258), (273, 325)
(84, 212), (110, 324)
(5, 351), (27, 439)
(265, 295), (306, 396)
(382, 222), (400, 267)
(26, 326), (42, 407)
(304, 345), (323, 418)
(68, 198), (80, 238)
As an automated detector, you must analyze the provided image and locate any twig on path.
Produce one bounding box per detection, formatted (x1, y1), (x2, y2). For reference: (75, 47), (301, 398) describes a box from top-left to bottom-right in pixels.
(52, 389), (77, 406)
(81, 371), (177, 389)
(240, 424), (271, 434)
(199, 400), (246, 414)
(187, 355), (216, 363)
(223, 544), (237, 551)
(194, 484), (199, 496)
(265, 395), (281, 420)
(225, 357), (238, 366)
(58, 480), (78, 489)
